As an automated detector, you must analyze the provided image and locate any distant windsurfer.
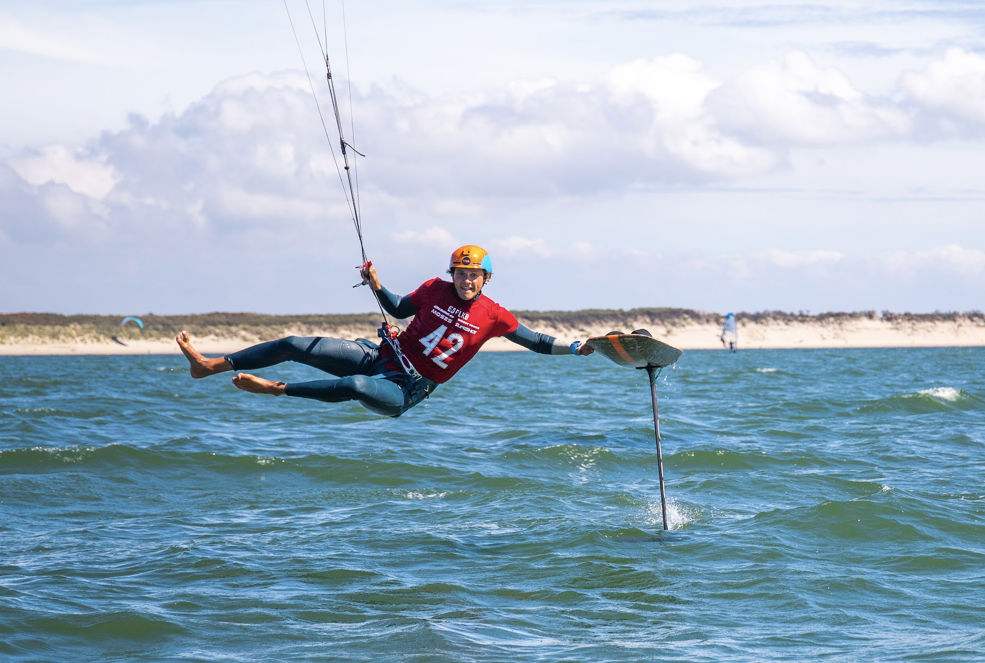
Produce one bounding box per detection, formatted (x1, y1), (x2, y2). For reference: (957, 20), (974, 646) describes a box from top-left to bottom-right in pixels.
(176, 245), (593, 417)
(720, 312), (737, 352)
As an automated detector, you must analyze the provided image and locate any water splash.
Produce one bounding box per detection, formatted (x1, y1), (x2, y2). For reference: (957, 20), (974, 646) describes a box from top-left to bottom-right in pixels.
(643, 496), (692, 530)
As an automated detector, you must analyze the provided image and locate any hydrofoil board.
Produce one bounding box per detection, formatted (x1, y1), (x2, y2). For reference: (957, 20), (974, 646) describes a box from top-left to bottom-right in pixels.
(587, 329), (682, 530)
(587, 331), (682, 369)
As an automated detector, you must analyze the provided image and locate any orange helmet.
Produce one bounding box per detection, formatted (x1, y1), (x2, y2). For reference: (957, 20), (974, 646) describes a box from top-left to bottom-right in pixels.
(449, 245), (493, 274)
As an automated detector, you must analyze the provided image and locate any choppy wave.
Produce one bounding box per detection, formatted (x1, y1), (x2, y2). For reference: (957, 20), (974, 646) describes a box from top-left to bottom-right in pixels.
(856, 386), (982, 414)
(918, 386), (962, 402)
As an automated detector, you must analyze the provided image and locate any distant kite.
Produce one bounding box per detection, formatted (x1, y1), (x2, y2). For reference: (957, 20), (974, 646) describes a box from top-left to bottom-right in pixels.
(113, 316), (144, 346)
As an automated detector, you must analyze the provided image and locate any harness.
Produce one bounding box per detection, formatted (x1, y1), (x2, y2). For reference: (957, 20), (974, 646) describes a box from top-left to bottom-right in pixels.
(357, 322), (435, 414)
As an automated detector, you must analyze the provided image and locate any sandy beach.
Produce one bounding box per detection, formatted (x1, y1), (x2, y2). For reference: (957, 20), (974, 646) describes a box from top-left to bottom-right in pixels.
(3, 313), (984, 355)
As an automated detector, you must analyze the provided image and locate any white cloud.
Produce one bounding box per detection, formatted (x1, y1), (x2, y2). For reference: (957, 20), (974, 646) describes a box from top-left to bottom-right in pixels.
(609, 54), (717, 124)
(0, 18), (102, 63)
(11, 50), (966, 262)
(882, 244), (985, 277)
(39, 184), (95, 231)
(211, 71), (309, 98)
(214, 184), (330, 223)
(899, 48), (985, 128)
(760, 248), (844, 268)
(430, 198), (483, 219)
(11, 145), (118, 199)
(607, 55), (776, 175)
(0, 72), (350, 249)
(570, 241), (601, 259)
(490, 236), (555, 258)
(392, 226), (459, 248)
(360, 65), (778, 194)
(2, 64), (978, 260)
(713, 51), (910, 144)
(1, 54), (984, 256)
(250, 141), (299, 179)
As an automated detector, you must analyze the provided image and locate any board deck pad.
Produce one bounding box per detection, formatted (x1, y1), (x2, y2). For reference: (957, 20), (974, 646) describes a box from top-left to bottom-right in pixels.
(587, 333), (682, 369)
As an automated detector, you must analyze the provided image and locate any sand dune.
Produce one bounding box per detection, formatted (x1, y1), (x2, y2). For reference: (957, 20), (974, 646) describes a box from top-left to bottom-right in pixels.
(2, 312), (983, 355)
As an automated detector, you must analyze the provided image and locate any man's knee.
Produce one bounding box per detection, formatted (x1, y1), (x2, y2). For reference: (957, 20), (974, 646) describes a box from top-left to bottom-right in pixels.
(340, 374), (374, 397)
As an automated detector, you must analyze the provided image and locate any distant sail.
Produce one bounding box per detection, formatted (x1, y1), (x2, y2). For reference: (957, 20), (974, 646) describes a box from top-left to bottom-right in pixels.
(721, 312), (737, 352)
(120, 316), (144, 329)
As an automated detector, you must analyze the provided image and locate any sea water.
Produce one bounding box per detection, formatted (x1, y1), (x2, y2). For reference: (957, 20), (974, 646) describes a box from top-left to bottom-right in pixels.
(1, 347), (984, 662)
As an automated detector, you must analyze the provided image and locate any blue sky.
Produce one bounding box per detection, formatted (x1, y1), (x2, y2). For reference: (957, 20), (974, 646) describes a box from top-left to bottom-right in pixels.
(2, 0), (984, 315)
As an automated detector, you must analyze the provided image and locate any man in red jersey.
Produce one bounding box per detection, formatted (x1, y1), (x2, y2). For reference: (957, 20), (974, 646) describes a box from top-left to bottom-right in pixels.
(177, 245), (593, 417)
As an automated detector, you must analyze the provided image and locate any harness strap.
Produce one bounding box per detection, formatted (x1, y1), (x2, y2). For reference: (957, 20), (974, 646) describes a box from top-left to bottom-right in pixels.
(377, 322), (434, 411)
(378, 322), (420, 379)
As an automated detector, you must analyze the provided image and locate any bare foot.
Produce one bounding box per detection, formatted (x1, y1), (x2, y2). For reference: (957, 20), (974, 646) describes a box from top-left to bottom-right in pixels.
(232, 373), (286, 396)
(176, 331), (231, 378)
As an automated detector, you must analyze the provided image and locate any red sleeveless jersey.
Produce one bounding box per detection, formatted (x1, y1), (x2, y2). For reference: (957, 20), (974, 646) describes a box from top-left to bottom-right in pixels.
(397, 278), (519, 383)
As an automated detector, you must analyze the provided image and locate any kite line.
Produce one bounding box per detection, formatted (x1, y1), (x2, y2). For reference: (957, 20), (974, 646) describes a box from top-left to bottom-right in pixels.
(282, 0), (415, 371)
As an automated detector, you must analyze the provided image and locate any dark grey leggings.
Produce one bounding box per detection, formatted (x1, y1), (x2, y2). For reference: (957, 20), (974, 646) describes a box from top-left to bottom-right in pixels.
(225, 336), (433, 417)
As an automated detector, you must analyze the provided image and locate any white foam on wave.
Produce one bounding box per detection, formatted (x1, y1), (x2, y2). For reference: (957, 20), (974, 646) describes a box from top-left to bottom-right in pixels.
(406, 490), (447, 500)
(918, 387), (962, 402)
(16, 407), (59, 415)
(756, 367), (778, 373)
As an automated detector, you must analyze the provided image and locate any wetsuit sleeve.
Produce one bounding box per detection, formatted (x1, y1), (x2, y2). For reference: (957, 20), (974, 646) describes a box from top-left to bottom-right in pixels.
(504, 323), (575, 355)
(376, 286), (418, 319)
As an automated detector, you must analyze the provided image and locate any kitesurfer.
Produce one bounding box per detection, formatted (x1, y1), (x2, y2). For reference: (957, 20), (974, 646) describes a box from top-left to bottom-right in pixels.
(176, 245), (593, 417)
